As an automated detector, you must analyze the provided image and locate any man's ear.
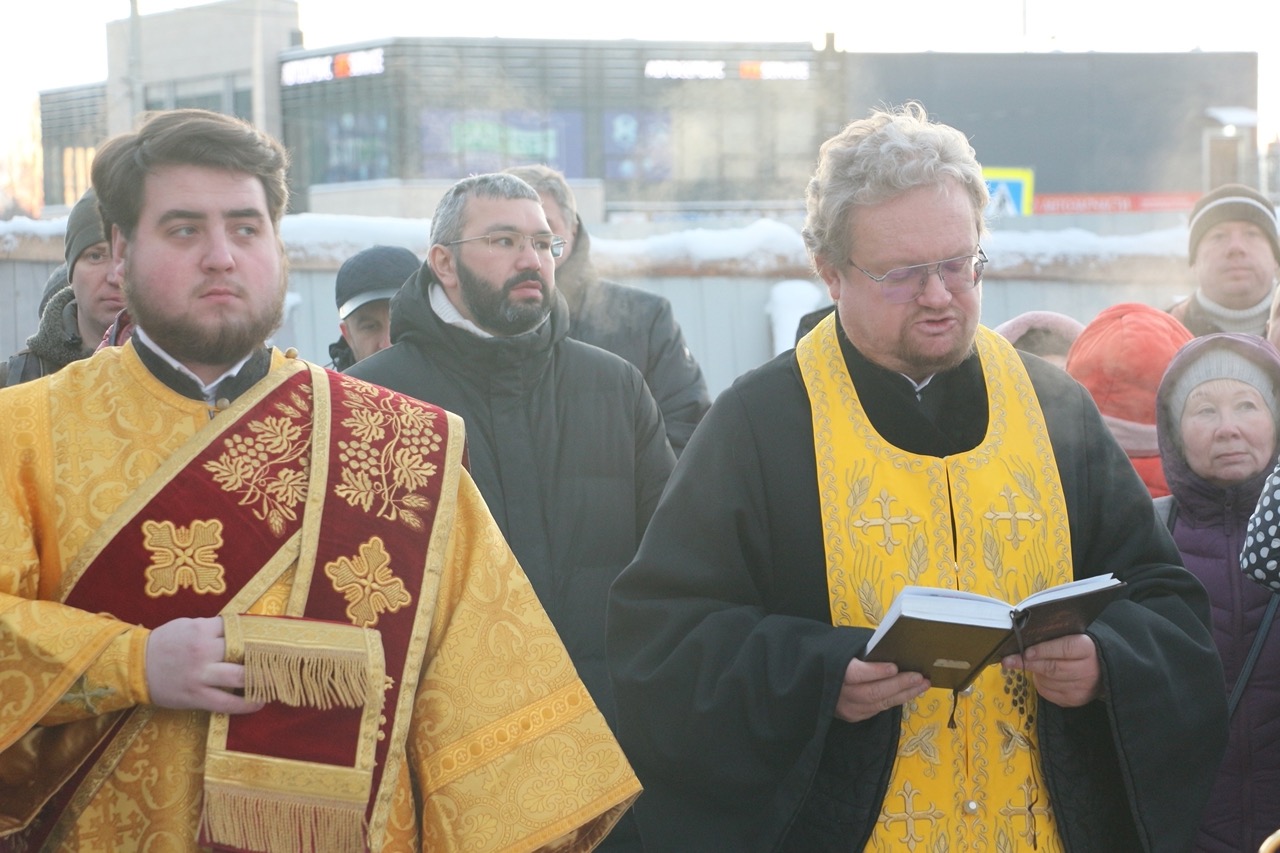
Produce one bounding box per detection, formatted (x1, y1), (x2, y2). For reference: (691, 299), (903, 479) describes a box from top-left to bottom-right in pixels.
(339, 320), (352, 347)
(814, 254), (843, 302)
(429, 244), (457, 289)
(110, 224), (128, 283)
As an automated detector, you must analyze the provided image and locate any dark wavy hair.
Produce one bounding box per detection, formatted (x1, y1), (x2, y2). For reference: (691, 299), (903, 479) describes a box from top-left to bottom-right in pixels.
(91, 108), (290, 240)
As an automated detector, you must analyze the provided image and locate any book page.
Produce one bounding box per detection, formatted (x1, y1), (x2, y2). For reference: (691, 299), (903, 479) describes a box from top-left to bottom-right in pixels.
(1015, 573), (1119, 609)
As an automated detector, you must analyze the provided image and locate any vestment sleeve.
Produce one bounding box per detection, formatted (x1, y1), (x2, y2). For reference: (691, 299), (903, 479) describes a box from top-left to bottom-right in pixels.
(408, 469), (640, 852)
(0, 384), (152, 747)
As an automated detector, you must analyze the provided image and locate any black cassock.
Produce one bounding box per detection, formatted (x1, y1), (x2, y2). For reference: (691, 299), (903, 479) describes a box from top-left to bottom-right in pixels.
(608, 327), (1227, 852)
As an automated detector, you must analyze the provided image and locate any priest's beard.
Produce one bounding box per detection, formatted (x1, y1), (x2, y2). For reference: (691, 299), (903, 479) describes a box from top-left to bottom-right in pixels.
(455, 257), (554, 336)
(124, 267), (286, 368)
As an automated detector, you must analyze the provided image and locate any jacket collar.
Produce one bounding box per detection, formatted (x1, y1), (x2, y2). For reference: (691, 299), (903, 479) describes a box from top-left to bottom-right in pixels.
(391, 262), (570, 389)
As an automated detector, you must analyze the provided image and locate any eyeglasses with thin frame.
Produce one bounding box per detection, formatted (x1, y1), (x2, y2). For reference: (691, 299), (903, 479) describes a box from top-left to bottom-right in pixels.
(848, 247), (988, 304)
(446, 230), (567, 259)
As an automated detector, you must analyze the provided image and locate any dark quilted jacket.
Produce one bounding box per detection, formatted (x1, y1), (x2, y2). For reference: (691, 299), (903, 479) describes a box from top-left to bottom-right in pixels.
(1157, 332), (1280, 852)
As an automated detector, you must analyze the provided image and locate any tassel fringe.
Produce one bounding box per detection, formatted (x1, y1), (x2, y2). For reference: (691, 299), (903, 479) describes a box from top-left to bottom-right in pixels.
(242, 642), (369, 709)
(201, 785), (368, 853)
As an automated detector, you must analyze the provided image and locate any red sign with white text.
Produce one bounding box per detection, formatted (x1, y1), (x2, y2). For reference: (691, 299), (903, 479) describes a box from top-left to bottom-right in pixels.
(1033, 192), (1200, 215)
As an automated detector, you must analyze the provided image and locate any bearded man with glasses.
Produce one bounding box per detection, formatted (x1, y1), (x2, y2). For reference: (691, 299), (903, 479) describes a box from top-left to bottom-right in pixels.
(350, 172), (674, 852)
(608, 102), (1227, 852)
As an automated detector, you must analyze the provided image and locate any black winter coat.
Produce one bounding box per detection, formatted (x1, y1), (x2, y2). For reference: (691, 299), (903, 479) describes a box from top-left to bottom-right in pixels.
(557, 220), (711, 454)
(349, 270), (677, 730)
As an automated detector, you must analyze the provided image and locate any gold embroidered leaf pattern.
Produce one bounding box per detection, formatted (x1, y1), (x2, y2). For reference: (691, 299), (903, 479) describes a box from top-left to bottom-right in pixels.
(333, 379), (441, 528)
(335, 468), (376, 512)
(249, 415), (303, 455)
(846, 469), (871, 515)
(202, 392), (312, 536)
(983, 528), (1003, 581)
(266, 467), (307, 504)
(391, 447), (436, 491)
(1009, 458), (1042, 504)
(906, 534), (929, 583)
(142, 519), (227, 596)
(858, 578), (883, 625)
(899, 724), (940, 766)
(348, 407), (389, 443)
(204, 453), (255, 491)
(325, 536), (412, 628)
(997, 719), (1034, 761)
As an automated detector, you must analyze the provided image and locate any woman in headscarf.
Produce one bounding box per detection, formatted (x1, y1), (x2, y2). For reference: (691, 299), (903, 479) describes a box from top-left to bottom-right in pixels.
(1158, 332), (1280, 852)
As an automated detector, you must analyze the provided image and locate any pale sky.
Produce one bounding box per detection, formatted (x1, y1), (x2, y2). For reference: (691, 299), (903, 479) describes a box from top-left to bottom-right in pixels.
(2, 0), (1276, 185)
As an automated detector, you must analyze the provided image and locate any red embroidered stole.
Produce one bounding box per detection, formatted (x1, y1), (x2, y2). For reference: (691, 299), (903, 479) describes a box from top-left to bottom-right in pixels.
(6, 359), (461, 852)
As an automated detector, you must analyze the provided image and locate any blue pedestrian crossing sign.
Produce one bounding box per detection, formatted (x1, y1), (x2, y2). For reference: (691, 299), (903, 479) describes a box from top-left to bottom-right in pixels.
(984, 168), (1035, 218)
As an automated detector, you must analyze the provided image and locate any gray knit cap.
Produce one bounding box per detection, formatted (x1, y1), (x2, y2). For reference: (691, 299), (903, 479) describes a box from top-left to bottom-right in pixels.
(1169, 347), (1280, 423)
(64, 188), (106, 283)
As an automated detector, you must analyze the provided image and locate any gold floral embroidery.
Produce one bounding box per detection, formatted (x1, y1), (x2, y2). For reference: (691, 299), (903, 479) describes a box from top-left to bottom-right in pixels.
(203, 389), (313, 536)
(333, 381), (440, 530)
(143, 519), (227, 596)
(325, 536), (412, 628)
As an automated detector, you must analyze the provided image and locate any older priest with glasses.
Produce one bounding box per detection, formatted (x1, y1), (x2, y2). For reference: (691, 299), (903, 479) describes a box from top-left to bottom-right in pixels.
(0, 109), (638, 852)
(607, 102), (1227, 852)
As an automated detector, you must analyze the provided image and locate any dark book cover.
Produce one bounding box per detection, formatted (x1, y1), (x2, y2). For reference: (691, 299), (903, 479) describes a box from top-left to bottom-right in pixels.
(861, 577), (1126, 692)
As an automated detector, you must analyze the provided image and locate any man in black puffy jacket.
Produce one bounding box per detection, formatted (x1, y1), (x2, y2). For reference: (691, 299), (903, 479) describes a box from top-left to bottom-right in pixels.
(349, 172), (675, 853)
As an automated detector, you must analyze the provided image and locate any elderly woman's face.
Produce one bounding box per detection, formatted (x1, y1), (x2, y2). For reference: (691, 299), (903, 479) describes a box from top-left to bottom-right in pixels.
(1180, 378), (1277, 486)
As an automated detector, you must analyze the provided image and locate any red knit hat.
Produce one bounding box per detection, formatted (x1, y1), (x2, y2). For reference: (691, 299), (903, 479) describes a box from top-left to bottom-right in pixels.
(1066, 303), (1194, 496)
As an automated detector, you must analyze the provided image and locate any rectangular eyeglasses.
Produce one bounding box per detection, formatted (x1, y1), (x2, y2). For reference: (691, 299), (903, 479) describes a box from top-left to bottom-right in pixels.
(446, 230), (567, 259)
(849, 247), (988, 304)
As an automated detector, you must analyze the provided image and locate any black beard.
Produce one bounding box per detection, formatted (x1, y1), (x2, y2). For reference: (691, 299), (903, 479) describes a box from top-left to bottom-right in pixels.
(124, 280), (284, 369)
(455, 258), (553, 336)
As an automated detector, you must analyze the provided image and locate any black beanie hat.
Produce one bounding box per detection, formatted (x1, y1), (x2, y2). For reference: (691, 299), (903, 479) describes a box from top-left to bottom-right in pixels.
(64, 188), (106, 282)
(1188, 183), (1280, 265)
(335, 245), (421, 320)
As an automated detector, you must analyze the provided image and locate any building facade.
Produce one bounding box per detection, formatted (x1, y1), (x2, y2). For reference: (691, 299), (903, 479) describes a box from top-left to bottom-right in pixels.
(39, 0), (1261, 218)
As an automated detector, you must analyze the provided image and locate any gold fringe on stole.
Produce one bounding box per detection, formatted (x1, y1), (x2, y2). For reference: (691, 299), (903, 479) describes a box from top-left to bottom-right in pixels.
(199, 786), (367, 853)
(222, 613), (381, 710)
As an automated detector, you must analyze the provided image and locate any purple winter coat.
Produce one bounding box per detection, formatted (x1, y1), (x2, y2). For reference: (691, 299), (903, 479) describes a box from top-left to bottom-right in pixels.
(1157, 332), (1280, 853)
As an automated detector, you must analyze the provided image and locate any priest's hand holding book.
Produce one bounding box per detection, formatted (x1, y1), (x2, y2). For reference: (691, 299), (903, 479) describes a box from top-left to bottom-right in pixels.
(848, 574), (1125, 714)
(1000, 632), (1103, 707)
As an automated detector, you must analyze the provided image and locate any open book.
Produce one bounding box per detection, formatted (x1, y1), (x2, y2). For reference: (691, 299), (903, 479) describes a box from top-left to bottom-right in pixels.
(861, 574), (1126, 691)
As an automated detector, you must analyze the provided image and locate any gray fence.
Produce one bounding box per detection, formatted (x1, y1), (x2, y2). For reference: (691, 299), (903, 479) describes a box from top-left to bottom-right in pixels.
(0, 216), (1195, 398)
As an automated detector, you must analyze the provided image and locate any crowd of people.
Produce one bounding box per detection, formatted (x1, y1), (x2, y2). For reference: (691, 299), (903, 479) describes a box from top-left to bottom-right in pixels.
(3, 101), (1280, 852)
